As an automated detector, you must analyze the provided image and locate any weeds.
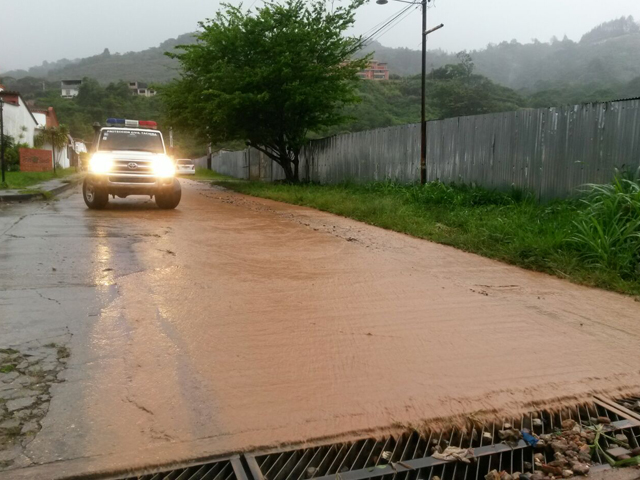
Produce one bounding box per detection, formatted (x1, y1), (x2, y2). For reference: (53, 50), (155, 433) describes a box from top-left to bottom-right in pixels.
(568, 171), (640, 279)
(221, 177), (640, 296)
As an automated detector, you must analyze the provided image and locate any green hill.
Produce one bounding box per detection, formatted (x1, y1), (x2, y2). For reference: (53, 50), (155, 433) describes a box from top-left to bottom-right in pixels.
(4, 17), (640, 95)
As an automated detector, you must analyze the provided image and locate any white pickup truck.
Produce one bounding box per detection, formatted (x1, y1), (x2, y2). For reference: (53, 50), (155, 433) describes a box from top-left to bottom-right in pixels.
(83, 118), (181, 210)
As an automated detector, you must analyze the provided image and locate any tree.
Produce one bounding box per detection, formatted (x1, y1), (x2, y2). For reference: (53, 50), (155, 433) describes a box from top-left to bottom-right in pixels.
(34, 125), (70, 171)
(162, 0), (370, 182)
(427, 54), (525, 118)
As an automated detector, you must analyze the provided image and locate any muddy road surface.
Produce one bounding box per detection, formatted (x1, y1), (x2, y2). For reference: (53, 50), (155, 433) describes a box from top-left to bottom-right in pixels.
(1, 180), (640, 479)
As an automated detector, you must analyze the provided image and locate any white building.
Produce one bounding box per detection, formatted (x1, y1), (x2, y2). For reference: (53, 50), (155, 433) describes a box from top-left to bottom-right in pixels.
(0, 89), (38, 147)
(61, 80), (82, 98)
(128, 81), (157, 97)
(31, 107), (72, 169)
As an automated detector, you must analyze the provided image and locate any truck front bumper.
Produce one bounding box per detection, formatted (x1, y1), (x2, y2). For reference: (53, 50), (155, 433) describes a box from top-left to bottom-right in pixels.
(85, 173), (176, 196)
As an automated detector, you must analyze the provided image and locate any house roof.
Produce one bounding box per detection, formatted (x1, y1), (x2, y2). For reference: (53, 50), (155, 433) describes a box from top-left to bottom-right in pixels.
(0, 90), (39, 125)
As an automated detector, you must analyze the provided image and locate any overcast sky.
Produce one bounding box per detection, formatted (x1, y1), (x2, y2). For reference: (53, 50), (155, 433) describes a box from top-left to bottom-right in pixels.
(2, 0), (639, 72)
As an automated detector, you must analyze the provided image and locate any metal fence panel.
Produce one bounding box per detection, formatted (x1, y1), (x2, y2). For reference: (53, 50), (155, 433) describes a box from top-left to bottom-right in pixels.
(209, 99), (640, 199)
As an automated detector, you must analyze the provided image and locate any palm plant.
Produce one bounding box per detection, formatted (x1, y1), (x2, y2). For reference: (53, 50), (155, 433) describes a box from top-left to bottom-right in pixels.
(34, 125), (70, 173)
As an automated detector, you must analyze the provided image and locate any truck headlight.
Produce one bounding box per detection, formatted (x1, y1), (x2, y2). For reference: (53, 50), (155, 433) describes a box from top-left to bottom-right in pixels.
(153, 155), (175, 177)
(89, 153), (114, 174)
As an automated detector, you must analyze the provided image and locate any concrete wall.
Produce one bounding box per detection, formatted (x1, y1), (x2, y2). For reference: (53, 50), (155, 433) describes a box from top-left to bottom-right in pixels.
(209, 98), (640, 200)
(2, 97), (37, 147)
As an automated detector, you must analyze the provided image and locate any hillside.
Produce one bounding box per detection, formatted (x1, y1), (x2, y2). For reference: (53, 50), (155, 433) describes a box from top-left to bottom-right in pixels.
(4, 17), (640, 94)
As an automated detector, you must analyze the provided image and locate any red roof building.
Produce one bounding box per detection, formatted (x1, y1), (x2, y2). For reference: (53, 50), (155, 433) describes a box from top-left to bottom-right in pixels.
(357, 61), (390, 81)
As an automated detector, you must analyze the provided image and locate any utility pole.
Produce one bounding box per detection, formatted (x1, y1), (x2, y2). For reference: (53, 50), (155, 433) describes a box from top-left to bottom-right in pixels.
(376, 0), (443, 185)
(420, 0), (427, 184)
(0, 98), (5, 184)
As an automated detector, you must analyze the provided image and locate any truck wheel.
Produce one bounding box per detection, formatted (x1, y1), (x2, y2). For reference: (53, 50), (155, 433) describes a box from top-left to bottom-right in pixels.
(83, 179), (109, 209)
(155, 179), (182, 209)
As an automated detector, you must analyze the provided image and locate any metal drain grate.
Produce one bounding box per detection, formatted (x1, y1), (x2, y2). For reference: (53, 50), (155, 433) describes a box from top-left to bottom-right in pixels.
(114, 455), (247, 480)
(245, 400), (640, 480)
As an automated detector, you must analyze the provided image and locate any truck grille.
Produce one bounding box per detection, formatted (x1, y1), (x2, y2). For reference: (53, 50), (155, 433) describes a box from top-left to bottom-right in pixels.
(112, 159), (154, 174)
(109, 175), (155, 184)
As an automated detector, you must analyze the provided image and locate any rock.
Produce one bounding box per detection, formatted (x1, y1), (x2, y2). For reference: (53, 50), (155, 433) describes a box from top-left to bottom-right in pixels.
(432, 477), (441, 480)
(534, 453), (545, 464)
(0, 418), (20, 430)
(549, 460), (567, 469)
(20, 420), (39, 434)
(532, 419), (543, 428)
(512, 472), (521, 480)
(540, 465), (563, 476)
(501, 473), (513, 480)
(561, 420), (576, 431)
(519, 474), (531, 480)
(596, 416), (611, 425)
(562, 471), (573, 478)
(305, 467), (317, 479)
(6, 396), (37, 412)
(485, 470), (501, 480)
(550, 440), (569, 453)
(0, 371), (20, 383)
(570, 463), (589, 476)
(614, 434), (629, 445)
(618, 455), (631, 460)
(504, 423), (512, 429)
(630, 447), (640, 457)
(483, 432), (494, 442)
(530, 473), (545, 480)
(524, 462), (533, 472)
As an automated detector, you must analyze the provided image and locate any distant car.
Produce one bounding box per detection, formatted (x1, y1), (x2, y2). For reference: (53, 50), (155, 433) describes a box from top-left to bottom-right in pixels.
(176, 159), (196, 175)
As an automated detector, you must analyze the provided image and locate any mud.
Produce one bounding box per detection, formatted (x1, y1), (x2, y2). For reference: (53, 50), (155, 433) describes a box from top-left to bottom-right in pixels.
(1, 180), (640, 479)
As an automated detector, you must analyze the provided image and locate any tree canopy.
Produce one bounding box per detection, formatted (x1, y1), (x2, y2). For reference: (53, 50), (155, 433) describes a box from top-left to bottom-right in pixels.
(162, 0), (370, 181)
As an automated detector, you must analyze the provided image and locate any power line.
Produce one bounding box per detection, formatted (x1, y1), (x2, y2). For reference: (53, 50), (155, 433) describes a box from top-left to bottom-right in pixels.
(367, 3), (419, 44)
(362, 3), (416, 45)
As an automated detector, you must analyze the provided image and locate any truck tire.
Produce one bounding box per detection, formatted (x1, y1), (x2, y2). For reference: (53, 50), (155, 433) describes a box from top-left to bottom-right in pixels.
(155, 179), (182, 209)
(83, 179), (109, 209)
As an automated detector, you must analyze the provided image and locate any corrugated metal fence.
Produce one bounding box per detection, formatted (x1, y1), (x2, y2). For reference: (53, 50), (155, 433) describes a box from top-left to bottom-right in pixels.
(208, 99), (640, 199)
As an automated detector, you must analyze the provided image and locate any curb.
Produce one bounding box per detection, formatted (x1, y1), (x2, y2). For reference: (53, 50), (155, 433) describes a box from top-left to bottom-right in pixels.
(0, 175), (82, 202)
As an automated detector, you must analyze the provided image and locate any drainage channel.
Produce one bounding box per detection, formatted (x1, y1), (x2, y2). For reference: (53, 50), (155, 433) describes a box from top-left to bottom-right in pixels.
(110, 397), (640, 480)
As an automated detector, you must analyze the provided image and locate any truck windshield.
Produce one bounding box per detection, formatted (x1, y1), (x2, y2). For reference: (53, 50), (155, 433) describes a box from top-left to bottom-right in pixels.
(98, 130), (164, 153)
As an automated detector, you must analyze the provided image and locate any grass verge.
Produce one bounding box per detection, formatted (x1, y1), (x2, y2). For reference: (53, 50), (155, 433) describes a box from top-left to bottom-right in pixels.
(1, 168), (76, 190)
(183, 168), (239, 182)
(218, 180), (640, 297)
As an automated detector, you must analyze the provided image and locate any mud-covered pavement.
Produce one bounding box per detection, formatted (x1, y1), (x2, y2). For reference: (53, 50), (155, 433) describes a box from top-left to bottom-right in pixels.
(1, 180), (640, 479)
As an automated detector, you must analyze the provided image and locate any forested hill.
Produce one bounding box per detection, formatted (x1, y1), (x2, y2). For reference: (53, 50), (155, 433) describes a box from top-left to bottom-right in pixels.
(1, 34), (196, 84)
(4, 17), (640, 93)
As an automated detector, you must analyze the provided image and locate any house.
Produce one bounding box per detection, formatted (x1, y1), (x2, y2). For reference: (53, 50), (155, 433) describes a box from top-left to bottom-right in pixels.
(128, 81), (156, 97)
(0, 89), (38, 147)
(31, 106), (73, 168)
(357, 61), (390, 81)
(61, 80), (82, 98)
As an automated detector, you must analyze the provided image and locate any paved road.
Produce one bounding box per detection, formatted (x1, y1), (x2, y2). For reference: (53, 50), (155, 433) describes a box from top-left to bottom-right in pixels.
(1, 180), (640, 479)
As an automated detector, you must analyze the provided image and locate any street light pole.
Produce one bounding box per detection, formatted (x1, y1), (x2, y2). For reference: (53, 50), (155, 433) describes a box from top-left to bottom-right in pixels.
(420, 0), (427, 184)
(376, 0), (443, 185)
(0, 98), (5, 184)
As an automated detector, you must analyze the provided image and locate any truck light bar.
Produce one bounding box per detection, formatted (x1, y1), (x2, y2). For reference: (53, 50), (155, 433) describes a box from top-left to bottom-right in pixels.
(106, 118), (158, 129)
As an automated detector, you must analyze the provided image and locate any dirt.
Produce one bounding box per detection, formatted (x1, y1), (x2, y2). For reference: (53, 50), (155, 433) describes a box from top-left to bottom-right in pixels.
(2, 180), (640, 479)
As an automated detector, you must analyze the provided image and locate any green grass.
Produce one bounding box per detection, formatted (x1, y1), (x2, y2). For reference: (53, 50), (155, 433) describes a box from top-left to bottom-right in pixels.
(183, 168), (237, 182)
(218, 179), (640, 297)
(1, 168), (76, 190)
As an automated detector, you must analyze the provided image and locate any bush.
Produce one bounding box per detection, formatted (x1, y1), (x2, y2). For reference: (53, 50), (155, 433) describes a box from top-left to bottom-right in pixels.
(569, 170), (640, 278)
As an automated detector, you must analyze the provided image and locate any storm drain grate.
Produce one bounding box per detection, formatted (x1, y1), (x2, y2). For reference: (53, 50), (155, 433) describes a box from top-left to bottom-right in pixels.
(107, 397), (640, 480)
(113, 456), (247, 480)
(244, 399), (640, 480)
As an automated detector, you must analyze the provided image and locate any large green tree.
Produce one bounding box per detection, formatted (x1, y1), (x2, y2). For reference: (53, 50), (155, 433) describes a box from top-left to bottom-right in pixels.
(162, 0), (370, 182)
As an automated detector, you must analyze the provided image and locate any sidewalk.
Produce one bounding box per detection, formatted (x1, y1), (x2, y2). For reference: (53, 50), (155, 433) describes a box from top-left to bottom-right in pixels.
(0, 174), (82, 202)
